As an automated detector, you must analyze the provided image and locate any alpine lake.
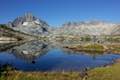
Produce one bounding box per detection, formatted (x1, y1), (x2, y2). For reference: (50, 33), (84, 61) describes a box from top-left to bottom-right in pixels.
(0, 40), (120, 72)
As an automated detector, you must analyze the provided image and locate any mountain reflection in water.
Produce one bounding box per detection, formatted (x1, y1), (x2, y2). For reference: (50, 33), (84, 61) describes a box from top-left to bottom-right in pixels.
(0, 41), (120, 72)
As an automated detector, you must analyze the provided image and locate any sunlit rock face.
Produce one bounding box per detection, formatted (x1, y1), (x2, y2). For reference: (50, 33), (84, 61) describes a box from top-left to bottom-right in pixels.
(7, 13), (50, 36)
(54, 21), (120, 36)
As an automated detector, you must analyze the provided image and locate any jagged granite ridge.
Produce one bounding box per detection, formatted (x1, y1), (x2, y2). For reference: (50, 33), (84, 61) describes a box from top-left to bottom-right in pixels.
(7, 13), (50, 36)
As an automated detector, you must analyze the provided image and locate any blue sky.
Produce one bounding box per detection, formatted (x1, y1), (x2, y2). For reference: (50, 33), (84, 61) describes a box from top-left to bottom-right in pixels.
(0, 0), (120, 27)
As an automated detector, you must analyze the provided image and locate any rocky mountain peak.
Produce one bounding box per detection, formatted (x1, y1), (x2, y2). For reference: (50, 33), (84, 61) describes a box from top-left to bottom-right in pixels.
(11, 13), (41, 27)
(24, 12), (37, 22)
(7, 13), (50, 36)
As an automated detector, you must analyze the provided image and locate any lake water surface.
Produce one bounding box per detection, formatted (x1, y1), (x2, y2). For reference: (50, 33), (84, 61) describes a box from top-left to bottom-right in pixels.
(0, 41), (120, 72)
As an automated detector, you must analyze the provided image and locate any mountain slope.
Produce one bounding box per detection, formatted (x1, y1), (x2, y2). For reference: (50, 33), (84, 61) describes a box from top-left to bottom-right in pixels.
(0, 24), (34, 41)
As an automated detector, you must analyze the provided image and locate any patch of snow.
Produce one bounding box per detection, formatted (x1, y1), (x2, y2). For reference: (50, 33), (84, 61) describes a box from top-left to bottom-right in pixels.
(34, 19), (40, 24)
(23, 22), (29, 26)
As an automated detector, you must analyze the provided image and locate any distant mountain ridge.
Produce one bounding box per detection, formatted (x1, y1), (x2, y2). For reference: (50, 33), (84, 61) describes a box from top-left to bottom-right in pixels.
(55, 21), (120, 36)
